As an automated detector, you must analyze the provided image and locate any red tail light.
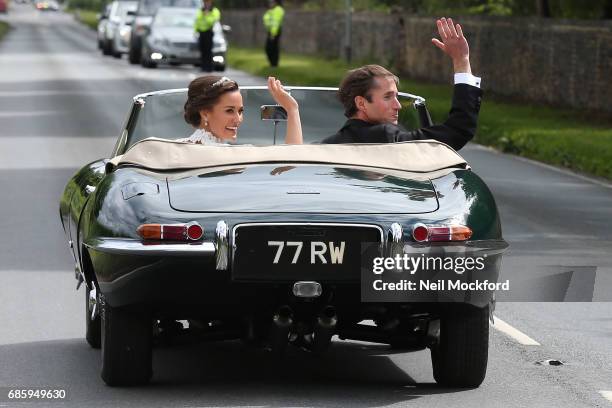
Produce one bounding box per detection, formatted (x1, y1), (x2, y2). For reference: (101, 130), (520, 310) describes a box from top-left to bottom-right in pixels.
(186, 223), (203, 240)
(412, 223), (472, 242)
(137, 222), (204, 241)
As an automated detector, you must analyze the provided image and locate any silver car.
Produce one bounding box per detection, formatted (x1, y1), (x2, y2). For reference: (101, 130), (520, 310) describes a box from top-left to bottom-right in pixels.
(101, 0), (138, 58)
(97, 4), (111, 50)
(141, 7), (227, 70)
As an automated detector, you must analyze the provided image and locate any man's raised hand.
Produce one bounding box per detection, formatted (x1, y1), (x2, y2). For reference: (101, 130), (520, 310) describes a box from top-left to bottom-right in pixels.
(431, 17), (471, 74)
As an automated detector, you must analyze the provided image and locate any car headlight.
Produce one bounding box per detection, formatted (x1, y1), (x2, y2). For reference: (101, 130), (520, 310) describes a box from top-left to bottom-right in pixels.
(119, 27), (130, 37)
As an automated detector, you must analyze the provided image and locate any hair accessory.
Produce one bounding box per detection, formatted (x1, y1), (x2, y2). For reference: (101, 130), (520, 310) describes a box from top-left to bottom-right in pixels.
(211, 76), (233, 88)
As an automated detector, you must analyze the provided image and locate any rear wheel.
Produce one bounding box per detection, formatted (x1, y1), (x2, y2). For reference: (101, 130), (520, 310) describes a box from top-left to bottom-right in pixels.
(85, 284), (101, 349)
(430, 304), (489, 388)
(100, 293), (153, 386)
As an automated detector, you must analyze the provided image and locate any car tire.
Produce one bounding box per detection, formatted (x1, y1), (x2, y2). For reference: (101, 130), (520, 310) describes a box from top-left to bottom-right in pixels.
(430, 304), (489, 388)
(100, 293), (152, 386)
(128, 40), (141, 65)
(85, 285), (101, 349)
(102, 40), (112, 56)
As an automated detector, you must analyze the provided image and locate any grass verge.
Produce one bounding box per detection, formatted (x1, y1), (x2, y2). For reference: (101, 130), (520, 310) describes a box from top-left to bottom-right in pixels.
(227, 46), (612, 181)
(72, 9), (98, 30)
(0, 21), (10, 41)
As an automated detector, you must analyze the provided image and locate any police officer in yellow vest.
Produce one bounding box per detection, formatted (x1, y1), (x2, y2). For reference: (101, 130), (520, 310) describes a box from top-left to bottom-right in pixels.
(263, 0), (284, 67)
(194, 0), (220, 72)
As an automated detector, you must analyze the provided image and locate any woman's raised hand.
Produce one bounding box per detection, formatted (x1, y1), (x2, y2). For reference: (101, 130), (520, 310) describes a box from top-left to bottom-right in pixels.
(267, 76), (298, 113)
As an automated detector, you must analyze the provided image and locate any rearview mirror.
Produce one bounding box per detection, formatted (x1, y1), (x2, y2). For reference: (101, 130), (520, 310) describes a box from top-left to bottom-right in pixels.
(260, 105), (287, 121)
(222, 24), (231, 33)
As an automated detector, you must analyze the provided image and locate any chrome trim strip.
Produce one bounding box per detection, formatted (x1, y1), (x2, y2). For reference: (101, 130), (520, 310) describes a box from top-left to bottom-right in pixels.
(231, 222), (385, 246)
(215, 220), (229, 270)
(402, 239), (509, 256)
(133, 87), (425, 103)
(84, 238), (215, 256)
(389, 223), (403, 243)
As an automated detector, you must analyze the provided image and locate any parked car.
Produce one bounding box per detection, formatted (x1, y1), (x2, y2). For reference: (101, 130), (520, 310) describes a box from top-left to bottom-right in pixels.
(60, 87), (507, 387)
(127, 0), (199, 64)
(0, 0), (7, 13)
(100, 0), (137, 57)
(34, 0), (59, 10)
(96, 4), (111, 50)
(111, 10), (136, 58)
(141, 7), (226, 70)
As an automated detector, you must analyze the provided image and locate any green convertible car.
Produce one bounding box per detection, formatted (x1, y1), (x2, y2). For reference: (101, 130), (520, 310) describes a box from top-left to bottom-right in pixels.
(60, 87), (508, 387)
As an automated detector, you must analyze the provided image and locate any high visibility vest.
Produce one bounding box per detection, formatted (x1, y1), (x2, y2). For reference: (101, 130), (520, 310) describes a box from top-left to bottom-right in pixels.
(263, 5), (284, 37)
(194, 7), (220, 33)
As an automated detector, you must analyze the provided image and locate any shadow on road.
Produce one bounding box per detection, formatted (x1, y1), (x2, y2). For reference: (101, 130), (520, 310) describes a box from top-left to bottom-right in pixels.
(0, 338), (470, 406)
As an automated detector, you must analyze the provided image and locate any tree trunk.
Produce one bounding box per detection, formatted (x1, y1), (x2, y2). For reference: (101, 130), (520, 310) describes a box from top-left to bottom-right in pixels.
(536, 0), (551, 17)
(603, 0), (612, 19)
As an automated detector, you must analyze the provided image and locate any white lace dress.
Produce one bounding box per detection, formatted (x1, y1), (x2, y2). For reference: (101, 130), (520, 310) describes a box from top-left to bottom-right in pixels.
(176, 128), (227, 145)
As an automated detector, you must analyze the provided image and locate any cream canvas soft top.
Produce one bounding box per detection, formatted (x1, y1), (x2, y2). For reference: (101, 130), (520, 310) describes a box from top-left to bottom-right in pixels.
(109, 138), (468, 173)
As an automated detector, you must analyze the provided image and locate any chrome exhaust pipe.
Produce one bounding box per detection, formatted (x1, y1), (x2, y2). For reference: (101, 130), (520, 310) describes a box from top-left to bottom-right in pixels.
(269, 305), (293, 353)
(312, 305), (337, 352)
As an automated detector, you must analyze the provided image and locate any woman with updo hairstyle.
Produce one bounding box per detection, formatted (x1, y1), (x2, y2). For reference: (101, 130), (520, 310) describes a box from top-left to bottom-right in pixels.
(178, 75), (302, 145)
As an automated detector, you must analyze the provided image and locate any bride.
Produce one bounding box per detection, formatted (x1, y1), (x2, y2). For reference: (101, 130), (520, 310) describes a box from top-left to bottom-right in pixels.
(178, 75), (302, 145)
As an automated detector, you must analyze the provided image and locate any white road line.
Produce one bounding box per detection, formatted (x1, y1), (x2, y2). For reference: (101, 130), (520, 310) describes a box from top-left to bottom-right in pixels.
(0, 110), (66, 117)
(491, 317), (541, 346)
(600, 391), (612, 403)
(0, 90), (119, 97)
(0, 136), (116, 170)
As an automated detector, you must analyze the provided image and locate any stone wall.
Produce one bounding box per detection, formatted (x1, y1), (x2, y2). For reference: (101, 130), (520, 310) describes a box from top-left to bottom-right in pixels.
(223, 10), (612, 113)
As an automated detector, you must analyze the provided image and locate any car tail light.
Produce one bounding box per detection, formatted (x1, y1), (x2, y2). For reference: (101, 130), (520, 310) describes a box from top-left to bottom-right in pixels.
(137, 222), (203, 241)
(411, 223), (472, 242)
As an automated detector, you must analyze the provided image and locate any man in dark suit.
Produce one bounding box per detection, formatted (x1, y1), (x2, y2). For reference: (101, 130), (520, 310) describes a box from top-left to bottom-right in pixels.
(322, 17), (481, 151)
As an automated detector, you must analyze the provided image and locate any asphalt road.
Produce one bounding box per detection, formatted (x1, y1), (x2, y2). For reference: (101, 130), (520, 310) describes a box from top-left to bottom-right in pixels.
(0, 5), (611, 408)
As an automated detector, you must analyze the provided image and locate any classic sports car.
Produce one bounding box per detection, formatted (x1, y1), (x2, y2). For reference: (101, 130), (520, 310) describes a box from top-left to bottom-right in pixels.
(60, 86), (508, 387)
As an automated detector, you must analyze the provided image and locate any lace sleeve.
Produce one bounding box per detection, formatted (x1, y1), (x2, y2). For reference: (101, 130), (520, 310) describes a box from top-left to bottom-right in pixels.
(176, 130), (204, 144)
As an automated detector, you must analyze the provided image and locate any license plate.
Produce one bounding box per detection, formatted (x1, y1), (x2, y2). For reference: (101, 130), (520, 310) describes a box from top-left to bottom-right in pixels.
(267, 240), (346, 265)
(231, 224), (381, 281)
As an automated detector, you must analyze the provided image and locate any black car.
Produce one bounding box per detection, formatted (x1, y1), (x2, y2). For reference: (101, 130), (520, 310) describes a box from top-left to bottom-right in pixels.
(60, 87), (508, 387)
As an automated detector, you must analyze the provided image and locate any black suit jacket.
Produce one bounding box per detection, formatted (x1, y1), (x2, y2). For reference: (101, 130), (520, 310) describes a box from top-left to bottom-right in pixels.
(321, 83), (482, 151)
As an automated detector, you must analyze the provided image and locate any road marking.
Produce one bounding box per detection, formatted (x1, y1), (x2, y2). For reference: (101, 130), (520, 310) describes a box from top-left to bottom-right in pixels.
(0, 90), (119, 97)
(600, 391), (612, 403)
(0, 136), (116, 169)
(0, 110), (65, 117)
(491, 317), (541, 346)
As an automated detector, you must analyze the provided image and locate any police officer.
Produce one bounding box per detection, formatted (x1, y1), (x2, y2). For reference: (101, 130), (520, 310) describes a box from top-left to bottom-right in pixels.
(263, 0), (284, 67)
(194, 0), (220, 72)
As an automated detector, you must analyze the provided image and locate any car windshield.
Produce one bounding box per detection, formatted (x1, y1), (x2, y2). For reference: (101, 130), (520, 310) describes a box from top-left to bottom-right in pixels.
(153, 10), (195, 28)
(113, 1), (136, 17)
(140, 0), (199, 16)
(118, 88), (423, 154)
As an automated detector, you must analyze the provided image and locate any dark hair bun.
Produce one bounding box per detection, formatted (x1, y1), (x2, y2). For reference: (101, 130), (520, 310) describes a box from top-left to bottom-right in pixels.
(183, 76), (239, 127)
